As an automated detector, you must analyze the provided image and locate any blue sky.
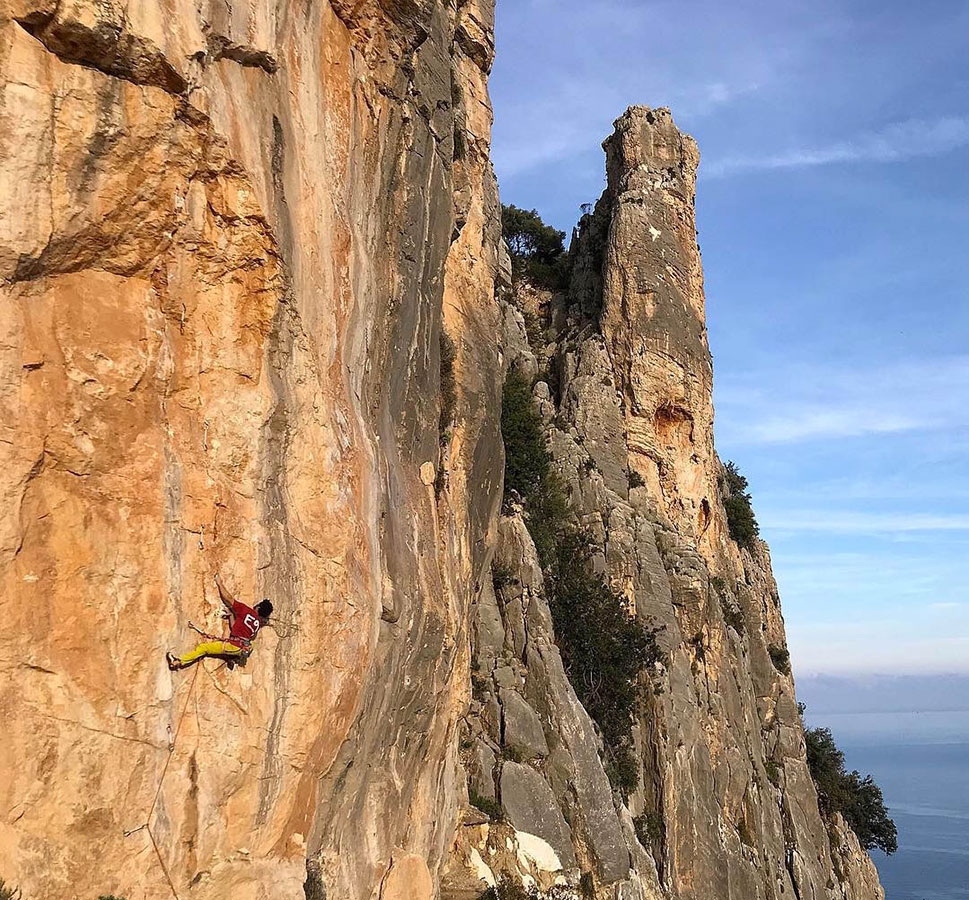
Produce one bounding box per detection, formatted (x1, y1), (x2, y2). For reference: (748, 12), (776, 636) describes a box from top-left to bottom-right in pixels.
(490, 0), (969, 676)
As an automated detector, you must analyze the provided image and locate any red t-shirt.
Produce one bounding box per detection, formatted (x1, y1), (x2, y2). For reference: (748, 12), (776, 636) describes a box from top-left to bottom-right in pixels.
(228, 601), (263, 646)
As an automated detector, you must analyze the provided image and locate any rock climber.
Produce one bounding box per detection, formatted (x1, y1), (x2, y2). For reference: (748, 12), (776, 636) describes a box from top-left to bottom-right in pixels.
(167, 575), (273, 671)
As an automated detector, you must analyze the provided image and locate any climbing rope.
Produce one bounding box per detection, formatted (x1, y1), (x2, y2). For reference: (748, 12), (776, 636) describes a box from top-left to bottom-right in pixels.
(124, 492), (294, 897)
(123, 651), (201, 900)
(265, 616), (301, 638)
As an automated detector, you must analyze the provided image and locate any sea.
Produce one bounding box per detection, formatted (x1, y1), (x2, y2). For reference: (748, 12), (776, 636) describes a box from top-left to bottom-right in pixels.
(805, 709), (969, 900)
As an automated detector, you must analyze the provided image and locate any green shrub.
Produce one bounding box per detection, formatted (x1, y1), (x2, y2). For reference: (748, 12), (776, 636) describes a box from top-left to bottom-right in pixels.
(523, 470), (570, 572)
(768, 645), (791, 676)
(0, 882), (22, 900)
(469, 789), (505, 822)
(479, 875), (580, 900)
(439, 328), (457, 443)
(501, 744), (525, 763)
(492, 560), (516, 593)
(471, 672), (489, 703)
(500, 372), (660, 798)
(765, 759), (781, 787)
(722, 600), (745, 635)
(603, 743), (640, 800)
(721, 461), (759, 550)
(521, 307), (546, 349)
(501, 205), (569, 290)
(480, 878), (529, 900)
(804, 721), (897, 854)
(549, 530), (660, 797)
(304, 862), (326, 900)
(500, 371), (570, 568)
(628, 468), (645, 489)
(502, 371), (553, 504)
(634, 812), (664, 847)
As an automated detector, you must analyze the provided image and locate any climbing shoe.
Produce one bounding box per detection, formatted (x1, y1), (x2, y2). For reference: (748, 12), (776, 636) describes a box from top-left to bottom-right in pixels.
(166, 652), (181, 671)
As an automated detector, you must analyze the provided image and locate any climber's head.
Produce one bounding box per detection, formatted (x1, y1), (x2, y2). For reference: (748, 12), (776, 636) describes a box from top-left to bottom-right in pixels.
(256, 599), (273, 620)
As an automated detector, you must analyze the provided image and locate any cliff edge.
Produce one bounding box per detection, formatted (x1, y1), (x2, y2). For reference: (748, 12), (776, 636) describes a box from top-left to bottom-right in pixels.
(442, 107), (884, 900)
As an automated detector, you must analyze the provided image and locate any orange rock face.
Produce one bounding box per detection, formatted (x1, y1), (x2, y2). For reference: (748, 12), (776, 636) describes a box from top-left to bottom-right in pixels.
(1, 2), (502, 898)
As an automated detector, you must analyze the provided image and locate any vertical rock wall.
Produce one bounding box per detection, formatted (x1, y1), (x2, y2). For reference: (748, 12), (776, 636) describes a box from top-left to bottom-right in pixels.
(0, 2), (502, 898)
(445, 108), (884, 900)
(0, 5), (887, 900)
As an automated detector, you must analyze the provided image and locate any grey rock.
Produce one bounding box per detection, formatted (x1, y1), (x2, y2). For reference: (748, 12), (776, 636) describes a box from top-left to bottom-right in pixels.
(469, 740), (498, 800)
(481, 693), (502, 744)
(499, 763), (576, 867)
(475, 574), (506, 674)
(526, 640), (631, 883)
(503, 595), (527, 659)
(494, 665), (519, 690)
(501, 689), (549, 759)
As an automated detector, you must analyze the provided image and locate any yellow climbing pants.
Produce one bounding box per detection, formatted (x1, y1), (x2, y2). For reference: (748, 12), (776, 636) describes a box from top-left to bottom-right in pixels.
(178, 640), (245, 667)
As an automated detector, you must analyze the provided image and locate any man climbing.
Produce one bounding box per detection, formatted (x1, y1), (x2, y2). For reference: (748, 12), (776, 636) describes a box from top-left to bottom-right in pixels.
(167, 575), (273, 670)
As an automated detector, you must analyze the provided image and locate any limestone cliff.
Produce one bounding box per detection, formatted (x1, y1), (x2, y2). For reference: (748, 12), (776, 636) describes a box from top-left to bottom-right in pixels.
(1, 1), (503, 898)
(0, 3), (885, 900)
(442, 108), (885, 900)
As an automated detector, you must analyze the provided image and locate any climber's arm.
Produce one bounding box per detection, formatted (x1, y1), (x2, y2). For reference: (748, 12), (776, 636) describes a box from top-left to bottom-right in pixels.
(215, 575), (237, 617)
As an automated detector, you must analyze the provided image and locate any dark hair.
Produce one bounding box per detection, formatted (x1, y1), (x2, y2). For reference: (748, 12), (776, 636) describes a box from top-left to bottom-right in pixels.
(256, 599), (273, 618)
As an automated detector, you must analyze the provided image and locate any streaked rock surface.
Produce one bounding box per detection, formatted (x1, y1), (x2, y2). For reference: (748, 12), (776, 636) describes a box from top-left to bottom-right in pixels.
(1, 2), (502, 898)
(446, 108), (884, 900)
(1, 2), (884, 898)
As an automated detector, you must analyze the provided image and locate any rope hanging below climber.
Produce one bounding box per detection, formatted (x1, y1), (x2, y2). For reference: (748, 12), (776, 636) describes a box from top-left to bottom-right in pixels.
(167, 575), (273, 671)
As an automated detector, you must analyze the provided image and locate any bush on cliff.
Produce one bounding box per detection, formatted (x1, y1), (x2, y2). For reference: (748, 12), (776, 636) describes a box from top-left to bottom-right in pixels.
(0, 881), (22, 900)
(479, 876), (578, 900)
(439, 328), (457, 444)
(501, 204), (569, 290)
(500, 371), (569, 566)
(768, 644), (792, 676)
(549, 530), (660, 791)
(721, 461), (759, 550)
(502, 370), (553, 503)
(803, 717), (898, 854)
(500, 371), (660, 797)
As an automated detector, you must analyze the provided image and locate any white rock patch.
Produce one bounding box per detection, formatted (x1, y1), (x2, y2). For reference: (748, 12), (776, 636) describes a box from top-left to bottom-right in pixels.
(470, 848), (496, 887)
(515, 831), (563, 872)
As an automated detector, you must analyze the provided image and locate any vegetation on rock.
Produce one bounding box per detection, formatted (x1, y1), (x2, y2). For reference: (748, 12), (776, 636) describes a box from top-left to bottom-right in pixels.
(802, 713), (898, 854)
(721, 461), (760, 550)
(0, 891), (129, 900)
(634, 811), (664, 847)
(768, 644), (792, 676)
(469, 789), (505, 822)
(501, 370), (569, 567)
(480, 876), (579, 900)
(549, 529), (660, 798)
(501, 371), (660, 797)
(501, 204), (569, 290)
(439, 328), (457, 443)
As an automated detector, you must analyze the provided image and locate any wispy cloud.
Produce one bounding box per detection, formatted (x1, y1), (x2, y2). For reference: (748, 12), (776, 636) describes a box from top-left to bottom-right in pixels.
(716, 356), (969, 445)
(764, 510), (969, 534)
(705, 116), (969, 178)
(743, 409), (919, 444)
